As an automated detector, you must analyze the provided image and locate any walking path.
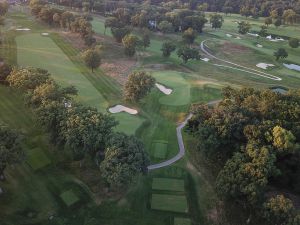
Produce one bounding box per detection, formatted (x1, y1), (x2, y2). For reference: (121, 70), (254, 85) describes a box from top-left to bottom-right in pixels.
(147, 114), (193, 170)
(200, 40), (282, 81)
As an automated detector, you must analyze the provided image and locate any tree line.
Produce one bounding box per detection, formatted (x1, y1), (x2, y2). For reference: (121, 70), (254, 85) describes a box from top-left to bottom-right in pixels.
(0, 66), (149, 189)
(187, 87), (300, 225)
(29, 0), (96, 47)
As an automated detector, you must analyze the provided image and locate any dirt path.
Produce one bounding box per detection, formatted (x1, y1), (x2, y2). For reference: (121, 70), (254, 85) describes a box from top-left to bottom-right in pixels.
(200, 40), (282, 81)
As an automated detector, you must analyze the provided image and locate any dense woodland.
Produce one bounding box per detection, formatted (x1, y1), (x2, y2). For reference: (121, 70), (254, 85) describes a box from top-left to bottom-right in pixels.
(187, 87), (300, 225)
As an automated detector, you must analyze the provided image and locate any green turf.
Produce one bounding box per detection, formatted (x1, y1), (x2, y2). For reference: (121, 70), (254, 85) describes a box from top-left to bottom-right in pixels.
(91, 18), (112, 37)
(174, 217), (191, 225)
(60, 189), (80, 207)
(151, 194), (188, 213)
(27, 148), (51, 171)
(16, 33), (108, 112)
(152, 140), (168, 159)
(152, 178), (185, 192)
(151, 71), (191, 106)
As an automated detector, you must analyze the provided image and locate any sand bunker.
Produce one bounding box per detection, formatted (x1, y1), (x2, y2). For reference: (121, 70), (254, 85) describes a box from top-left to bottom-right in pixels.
(155, 83), (173, 95)
(256, 44), (263, 48)
(283, 63), (300, 72)
(226, 34), (232, 37)
(256, 63), (275, 70)
(248, 32), (259, 37)
(235, 36), (241, 39)
(16, 28), (31, 31)
(266, 35), (284, 42)
(41, 33), (49, 36)
(108, 105), (138, 115)
(201, 58), (210, 62)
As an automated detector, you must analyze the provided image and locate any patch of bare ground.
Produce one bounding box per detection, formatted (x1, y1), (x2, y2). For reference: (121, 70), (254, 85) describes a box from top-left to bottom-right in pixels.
(220, 41), (251, 54)
(60, 32), (87, 50)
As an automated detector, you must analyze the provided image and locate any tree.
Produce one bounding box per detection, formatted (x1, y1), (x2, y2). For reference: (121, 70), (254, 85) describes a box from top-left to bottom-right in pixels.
(238, 21), (251, 34)
(272, 126), (296, 153)
(122, 34), (139, 57)
(274, 18), (282, 28)
(270, 9), (279, 19)
(100, 133), (149, 188)
(61, 11), (74, 30)
(177, 46), (200, 63)
(158, 20), (174, 33)
(53, 13), (61, 27)
(0, 125), (24, 180)
(104, 17), (119, 34)
(82, 49), (101, 72)
(289, 38), (299, 48)
(264, 17), (272, 27)
(210, 14), (224, 29)
(161, 41), (176, 57)
(141, 31), (150, 49)
(84, 34), (96, 47)
(111, 27), (131, 43)
(0, 63), (12, 84)
(283, 9), (297, 24)
(274, 48), (288, 61)
(182, 28), (197, 45)
(182, 15), (207, 33)
(7, 67), (50, 91)
(60, 105), (117, 160)
(216, 144), (277, 205)
(263, 195), (295, 225)
(0, 1), (9, 16)
(258, 25), (268, 37)
(124, 71), (155, 102)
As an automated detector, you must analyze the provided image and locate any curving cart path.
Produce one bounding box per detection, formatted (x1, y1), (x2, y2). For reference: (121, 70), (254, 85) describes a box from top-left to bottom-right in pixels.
(200, 40), (282, 81)
(147, 113), (193, 170)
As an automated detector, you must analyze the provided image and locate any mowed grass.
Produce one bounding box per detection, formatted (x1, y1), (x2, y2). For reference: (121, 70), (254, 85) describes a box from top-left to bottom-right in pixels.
(91, 18), (112, 36)
(151, 71), (191, 106)
(152, 140), (168, 159)
(60, 189), (80, 207)
(151, 194), (188, 213)
(16, 33), (108, 112)
(174, 217), (191, 225)
(152, 178), (185, 192)
(27, 148), (51, 171)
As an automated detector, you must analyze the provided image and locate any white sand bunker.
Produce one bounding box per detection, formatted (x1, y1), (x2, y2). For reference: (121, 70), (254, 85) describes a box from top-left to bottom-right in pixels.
(16, 28), (31, 31)
(226, 34), (232, 37)
(201, 58), (210, 62)
(266, 35), (284, 42)
(248, 32), (259, 37)
(235, 36), (241, 39)
(108, 105), (138, 115)
(256, 44), (263, 48)
(256, 63), (275, 70)
(155, 83), (173, 95)
(41, 33), (49, 36)
(283, 63), (300, 72)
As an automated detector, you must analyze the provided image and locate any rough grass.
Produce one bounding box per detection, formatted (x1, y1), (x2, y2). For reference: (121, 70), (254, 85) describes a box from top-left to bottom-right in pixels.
(152, 178), (185, 192)
(151, 194), (188, 213)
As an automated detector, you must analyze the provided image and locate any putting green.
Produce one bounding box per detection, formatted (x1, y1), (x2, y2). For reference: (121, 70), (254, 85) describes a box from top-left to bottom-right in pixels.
(16, 33), (108, 112)
(151, 71), (191, 106)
